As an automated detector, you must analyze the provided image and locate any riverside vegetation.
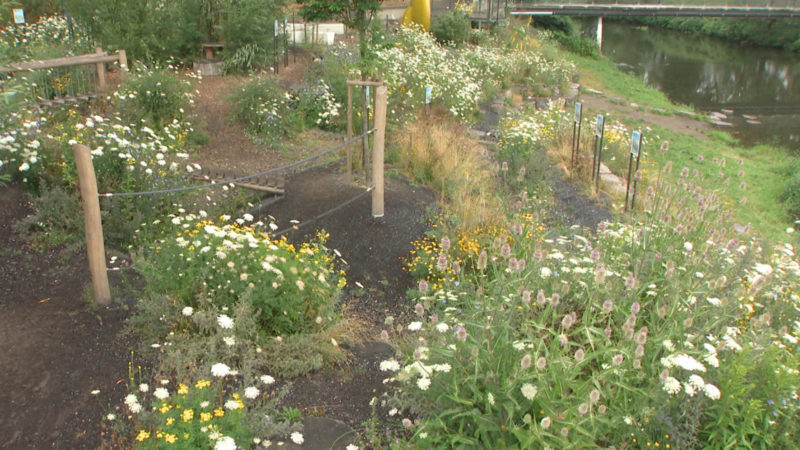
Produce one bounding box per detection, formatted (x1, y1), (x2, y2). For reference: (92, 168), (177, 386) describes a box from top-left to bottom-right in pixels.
(1, 7), (799, 449)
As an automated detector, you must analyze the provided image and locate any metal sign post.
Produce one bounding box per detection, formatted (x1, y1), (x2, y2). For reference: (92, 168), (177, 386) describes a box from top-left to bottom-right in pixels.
(424, 86), (432, 110)
(273, 19), (279, 74)
(592, 114), (605, 193)
(571, 102), (583, 168)
(624, 131), (643, 212)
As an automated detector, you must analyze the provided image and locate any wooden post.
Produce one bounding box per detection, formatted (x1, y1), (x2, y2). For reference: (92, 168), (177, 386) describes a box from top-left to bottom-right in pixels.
(347, 84), (353, 180)
(372, 85), (387, 218)
(72, 144), (111, 304)
(362, 85), (370, 179)
(95, 47), (106, 93)
(118, 49), (128, 81)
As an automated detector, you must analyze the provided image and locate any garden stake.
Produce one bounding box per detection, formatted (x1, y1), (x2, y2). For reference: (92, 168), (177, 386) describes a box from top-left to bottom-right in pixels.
(630, 133), (644, 210)
(593, 114), (605, 193)
(372, 85), (387, 218)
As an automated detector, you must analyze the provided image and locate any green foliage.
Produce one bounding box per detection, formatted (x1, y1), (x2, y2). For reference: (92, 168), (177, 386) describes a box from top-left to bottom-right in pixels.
(221, 0), (284, 71)
(553, 31), (599, 58)
(627, 17), (800, 53)
(114, 65), (193, 128)
(700, 344), (800, 448)
(780, 162), (800, 221)
(297, 0), (382, 72)
(135, 217), (343, 336)
(230, 77), (298, 146)
(431, 10), (471, 46)
(12, 183), (83, 248)
(294, 80), (342, 131)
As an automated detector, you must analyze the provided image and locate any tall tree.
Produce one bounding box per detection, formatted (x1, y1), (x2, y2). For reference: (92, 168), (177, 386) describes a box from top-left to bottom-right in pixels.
(296, 0), (382, 75)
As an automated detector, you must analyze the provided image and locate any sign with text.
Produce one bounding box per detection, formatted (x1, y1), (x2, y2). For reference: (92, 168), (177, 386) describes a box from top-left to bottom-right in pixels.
(13, 8), (25, 24)
(595, 114), (604, 137)
(574, 102), (582, 124)
(630, 131), (642, 157)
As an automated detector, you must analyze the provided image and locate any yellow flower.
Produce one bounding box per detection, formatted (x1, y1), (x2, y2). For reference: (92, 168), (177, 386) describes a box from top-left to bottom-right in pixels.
(181, 409), (194, 422)
(164, 433), (178, 444)
(200, 412), (212, 422)
(195, 379), (211, 389)
(159, 403), (172, 414)
(177, 383), (189, 395)
(213, 408), (225, 417)
(166, 417), (175, 426)
(135, 430), (150, 442)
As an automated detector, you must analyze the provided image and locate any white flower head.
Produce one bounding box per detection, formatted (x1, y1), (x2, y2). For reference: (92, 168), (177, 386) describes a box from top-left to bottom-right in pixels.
(662, 376), (681, 395)
(244, 386), (260, 399)
(181, 306), (194, 316)
(139, 383), (149, 393)
(153, 387), (170, 400)
(704, 383), (721, 400)
(260, 374), (275, 385)
(214, 436), (236, 450)
(290, 432), (304, 445)
(217, 314), (234, 329)
(417, 377), (431, 390)
(521, 383), (538, 400)
(211, 363), (231, 377)
(407, 321), (422, 331)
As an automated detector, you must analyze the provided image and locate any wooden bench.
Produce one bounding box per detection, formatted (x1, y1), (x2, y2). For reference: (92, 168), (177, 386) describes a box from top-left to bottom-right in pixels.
(201, 42), (225, 60)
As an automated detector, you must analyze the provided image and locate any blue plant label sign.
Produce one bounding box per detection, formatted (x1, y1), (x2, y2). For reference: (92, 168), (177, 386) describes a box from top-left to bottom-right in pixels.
(631, 131), (642, 157)
(13, 8), (25, 24)
(425, 86), (432, 105)
(574, 102), (582, 124)
(595, 114), (604, 137)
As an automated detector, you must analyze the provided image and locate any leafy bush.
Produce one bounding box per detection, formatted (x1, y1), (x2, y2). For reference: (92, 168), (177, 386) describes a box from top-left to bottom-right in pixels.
(119, 374), (300, 449)
(431, 10), (471, 46)
(553, 31), (599, 58)
(135, 216), (344, 336)
(294, 80), (342, 131)
(114, 66), (194, 128)
(781, 162), (800, 221)
(221, 0), (283, 72)
(12, 184), (83, 248)
(230, 77), (298, 146)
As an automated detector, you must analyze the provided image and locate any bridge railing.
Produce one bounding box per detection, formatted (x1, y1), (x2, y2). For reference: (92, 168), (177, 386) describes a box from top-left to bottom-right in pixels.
(511, 0), (800, 7)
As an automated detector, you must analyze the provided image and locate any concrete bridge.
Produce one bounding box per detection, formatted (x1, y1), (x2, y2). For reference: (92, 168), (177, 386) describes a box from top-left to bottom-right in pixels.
(466, 0), (800, 47)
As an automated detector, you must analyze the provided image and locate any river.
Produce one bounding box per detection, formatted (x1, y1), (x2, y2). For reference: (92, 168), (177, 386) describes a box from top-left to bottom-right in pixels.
(600, 21), (800, 150)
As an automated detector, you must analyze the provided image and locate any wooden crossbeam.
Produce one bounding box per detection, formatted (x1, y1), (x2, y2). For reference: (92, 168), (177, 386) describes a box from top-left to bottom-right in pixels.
(192, 171), (285, 195)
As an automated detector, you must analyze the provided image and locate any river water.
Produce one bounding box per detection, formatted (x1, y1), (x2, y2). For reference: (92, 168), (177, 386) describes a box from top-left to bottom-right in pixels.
(601, 21), (800, 150)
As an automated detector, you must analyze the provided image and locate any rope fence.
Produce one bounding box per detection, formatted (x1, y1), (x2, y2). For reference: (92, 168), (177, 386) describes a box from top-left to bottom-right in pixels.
(72, 83), (387, 304)
(99, 129), (375, 198)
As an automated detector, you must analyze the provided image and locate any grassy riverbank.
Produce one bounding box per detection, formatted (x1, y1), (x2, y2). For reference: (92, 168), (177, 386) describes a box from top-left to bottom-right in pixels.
(568, 52), (798, 242)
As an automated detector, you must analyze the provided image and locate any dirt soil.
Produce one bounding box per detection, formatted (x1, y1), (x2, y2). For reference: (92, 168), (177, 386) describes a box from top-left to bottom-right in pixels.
(0, 186), (133, 449)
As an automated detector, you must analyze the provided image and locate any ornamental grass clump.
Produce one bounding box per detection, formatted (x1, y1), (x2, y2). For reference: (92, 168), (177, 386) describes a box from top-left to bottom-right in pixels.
(384, 130), (800, 447)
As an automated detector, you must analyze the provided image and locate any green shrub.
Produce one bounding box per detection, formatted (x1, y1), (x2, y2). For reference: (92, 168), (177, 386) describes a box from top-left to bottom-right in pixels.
(12, 184), (83, 248)
(135, 217), (344, 336)
(431, 10), (471, 46)
(553, 31), (599, 58)
(221, 0), (283, 72)
(114, 66), (193, 128)
(294, 80), (342, 131)
(230, 77), (298, 146)
(781, 162), (800, 221)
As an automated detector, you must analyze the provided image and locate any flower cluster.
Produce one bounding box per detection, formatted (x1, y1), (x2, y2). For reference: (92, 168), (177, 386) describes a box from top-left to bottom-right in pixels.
(136, 216), (344, 335)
